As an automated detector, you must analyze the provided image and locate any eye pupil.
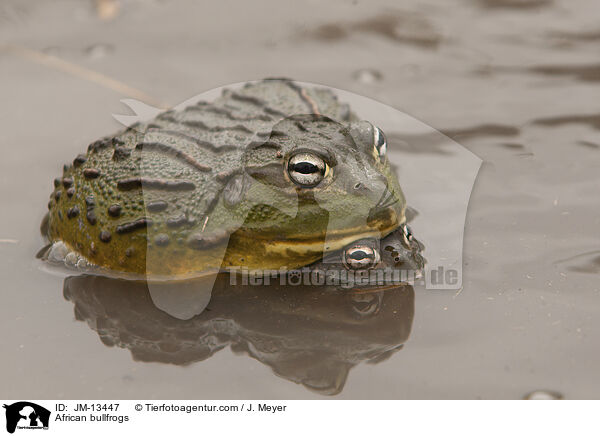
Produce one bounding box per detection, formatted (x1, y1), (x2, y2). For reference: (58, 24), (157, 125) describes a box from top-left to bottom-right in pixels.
(343, 245), (380, 270)
(349, 250), (369, 261)
(292, 161), (320, 174)
(401, 224), (414, 247)
(287, 152), (328, 187)
(375, 128), (385, 147)
(374, 126), (387, 162)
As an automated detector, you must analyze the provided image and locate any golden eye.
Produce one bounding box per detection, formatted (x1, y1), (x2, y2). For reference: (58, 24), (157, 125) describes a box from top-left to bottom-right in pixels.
(401, 224), (414, 248)
(287, 152), (329, 187)
(373, 126), (387, 163)
(342, 245), (380, 270)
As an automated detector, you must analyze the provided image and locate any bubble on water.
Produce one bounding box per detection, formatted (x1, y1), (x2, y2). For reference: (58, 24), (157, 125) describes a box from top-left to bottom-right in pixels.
(352, 68), (383, 84)
(85, 43), (115, 60)
(524, 390), (563, 400)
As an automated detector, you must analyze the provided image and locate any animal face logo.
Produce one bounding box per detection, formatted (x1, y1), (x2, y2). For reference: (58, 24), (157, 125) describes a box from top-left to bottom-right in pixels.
(3, 402), (50, 434)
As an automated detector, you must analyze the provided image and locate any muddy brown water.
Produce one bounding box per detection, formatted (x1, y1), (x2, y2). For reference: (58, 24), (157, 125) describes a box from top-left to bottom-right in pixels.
(0, 0), (598, 399)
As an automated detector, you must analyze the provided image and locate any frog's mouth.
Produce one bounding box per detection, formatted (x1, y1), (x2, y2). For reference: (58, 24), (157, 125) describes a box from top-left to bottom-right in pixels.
(258, 210), (401, 262)
(368, 196), (404, 229)
(227, 199), (404, 270)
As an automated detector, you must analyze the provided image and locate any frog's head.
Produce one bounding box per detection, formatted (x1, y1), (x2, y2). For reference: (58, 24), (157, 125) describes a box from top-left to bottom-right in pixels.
(309, 224), (425, 289)
(241, 114), (405, 247)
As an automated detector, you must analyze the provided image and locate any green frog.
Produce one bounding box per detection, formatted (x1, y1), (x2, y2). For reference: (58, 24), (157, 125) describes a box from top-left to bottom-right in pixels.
(43, 79), (406, 279)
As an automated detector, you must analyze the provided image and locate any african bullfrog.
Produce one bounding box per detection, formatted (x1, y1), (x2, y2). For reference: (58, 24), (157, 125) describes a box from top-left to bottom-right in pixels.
(43, 79), (407, 279)
(307, 223), (424, 289)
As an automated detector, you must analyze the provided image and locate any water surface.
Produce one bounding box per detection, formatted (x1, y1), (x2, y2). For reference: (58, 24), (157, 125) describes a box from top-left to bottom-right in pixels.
(0, 0), (598, 399)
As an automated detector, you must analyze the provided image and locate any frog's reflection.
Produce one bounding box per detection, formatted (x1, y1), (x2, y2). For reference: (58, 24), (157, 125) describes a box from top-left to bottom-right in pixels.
(63, 274), (414, 395)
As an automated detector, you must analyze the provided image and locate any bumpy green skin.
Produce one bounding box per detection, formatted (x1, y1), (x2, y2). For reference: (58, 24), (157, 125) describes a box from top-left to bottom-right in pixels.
(46, 79), (405, 279)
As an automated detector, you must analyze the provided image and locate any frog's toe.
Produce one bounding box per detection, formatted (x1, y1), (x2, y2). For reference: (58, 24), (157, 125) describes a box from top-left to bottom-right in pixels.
(41, 241), (98, 272)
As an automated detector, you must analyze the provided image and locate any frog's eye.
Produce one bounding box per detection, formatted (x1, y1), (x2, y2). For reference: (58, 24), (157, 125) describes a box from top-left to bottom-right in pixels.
(287, 152), (330, 187)
(343, 245), (380, 270)
(401, 224), (413, 248)
(373, 126), (387, 162)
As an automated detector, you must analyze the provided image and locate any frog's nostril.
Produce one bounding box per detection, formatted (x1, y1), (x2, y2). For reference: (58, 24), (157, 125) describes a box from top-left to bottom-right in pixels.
(351, 176), (387, 196)
(348, 179), (371, 194)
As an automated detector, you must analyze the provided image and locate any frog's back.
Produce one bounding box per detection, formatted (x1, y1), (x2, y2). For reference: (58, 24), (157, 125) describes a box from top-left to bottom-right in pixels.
(45, 79), (355, 277)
